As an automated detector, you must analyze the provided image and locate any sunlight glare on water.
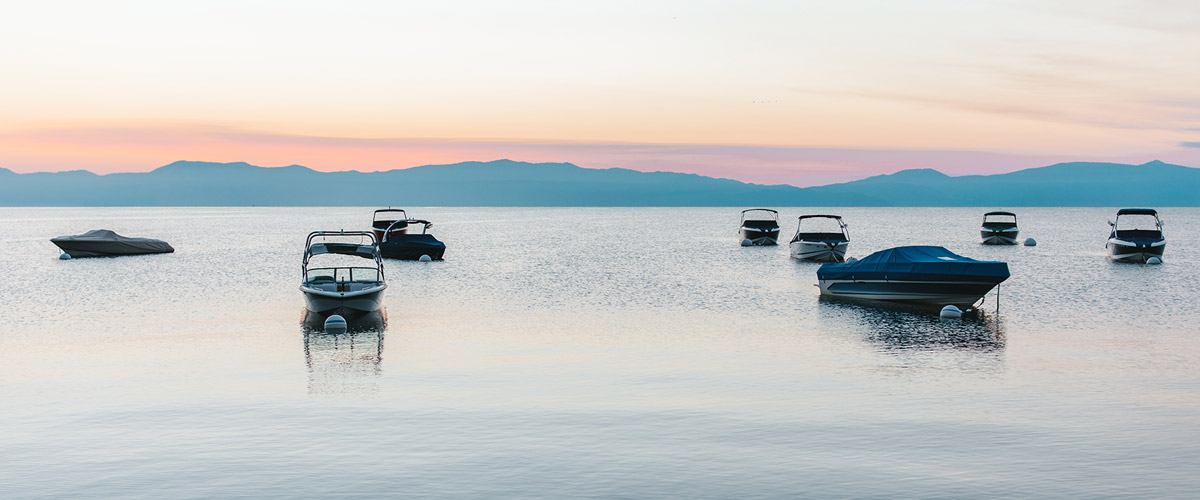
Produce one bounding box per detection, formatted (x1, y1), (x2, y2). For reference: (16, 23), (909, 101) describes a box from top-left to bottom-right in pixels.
(1, 207), (1198, 499)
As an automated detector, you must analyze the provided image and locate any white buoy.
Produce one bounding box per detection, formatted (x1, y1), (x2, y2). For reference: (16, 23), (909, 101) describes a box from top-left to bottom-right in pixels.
(1146, 256), (1162, 265)
(1024, 238), (1037, 246)
(419, 254), (432, 262)
(939, 305), (962, 319)
(741, 239), (753, 246)
(846, 257), (858, 263)
(324, 314), (347, 334)
(59, 253), (72, 260)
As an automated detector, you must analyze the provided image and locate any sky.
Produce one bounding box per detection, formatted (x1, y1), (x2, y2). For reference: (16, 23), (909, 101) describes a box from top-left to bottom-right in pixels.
(1, 0), (1198, 185)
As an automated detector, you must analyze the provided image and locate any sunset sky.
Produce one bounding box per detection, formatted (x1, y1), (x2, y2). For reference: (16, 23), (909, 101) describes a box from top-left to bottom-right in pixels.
(2, 0), (1198, 185)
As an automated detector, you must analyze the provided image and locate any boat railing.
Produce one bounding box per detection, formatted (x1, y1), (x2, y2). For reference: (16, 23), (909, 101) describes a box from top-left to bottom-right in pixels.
(1111, 213), (1163, 236)
(381, 219), (433, 241)
(794, 216), (849, 241)
(305, 230), (378, 248)
(373, 208), (408, 221)
(302, 231), (384, 281)
(740, 209), (779, 224)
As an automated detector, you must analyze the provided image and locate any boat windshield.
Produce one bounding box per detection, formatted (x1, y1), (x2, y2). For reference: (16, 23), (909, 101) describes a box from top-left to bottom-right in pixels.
(373, 210), (409, 230)
(983, 212), (1017, 225)
(1114, 214), (1162, 238)
(305, 267), (382, 284)
(794, 216), (848, 240)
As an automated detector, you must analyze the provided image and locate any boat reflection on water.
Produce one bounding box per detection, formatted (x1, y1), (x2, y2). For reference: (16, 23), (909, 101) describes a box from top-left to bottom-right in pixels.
(301, 309), (387, 397)
(817, 296), (1006, 353)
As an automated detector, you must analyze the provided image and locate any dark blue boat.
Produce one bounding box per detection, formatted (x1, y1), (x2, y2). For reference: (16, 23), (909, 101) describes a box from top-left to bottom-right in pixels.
(739, 208), (780, 245)
(1106, 208), (1165, 263)
(371, 209), (446, 261)
(817, 246), (1009, 307)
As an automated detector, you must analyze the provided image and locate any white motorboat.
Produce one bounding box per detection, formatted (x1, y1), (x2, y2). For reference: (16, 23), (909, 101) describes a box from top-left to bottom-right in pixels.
(789, 215), (849, 262)
(300, 231), (387, 319)
(1106, 208), (1165, 263)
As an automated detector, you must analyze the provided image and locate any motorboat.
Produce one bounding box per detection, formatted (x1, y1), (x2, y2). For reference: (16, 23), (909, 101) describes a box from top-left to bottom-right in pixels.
(371, 208), (409, 241)
(739, 209), (780, 246)
(980, 211), (1019, 245)
(372, 208), (446, 260)
(816, 246), (1009, 308)
(51, 229), (174, 258)
(790, 215), (849, 262)
(300, 231), (387, 319)
(1106, 208), (1165, 263)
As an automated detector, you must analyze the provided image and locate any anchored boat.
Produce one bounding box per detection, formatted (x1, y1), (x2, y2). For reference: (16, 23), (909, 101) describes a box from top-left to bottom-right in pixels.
(1106, 208), (1165, 263)
(816, 246), (1009, 308)
(980, 211), (1019, 245)
(51, 229), (174, 258)
(739, 209), (780, 246)
(371, 209), (446, 260)
(300, 231), (387, 319)
(789, 215), (849, 262)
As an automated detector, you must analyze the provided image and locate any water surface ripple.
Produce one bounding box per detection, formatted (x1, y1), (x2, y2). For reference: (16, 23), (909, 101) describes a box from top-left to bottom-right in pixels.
(1, 207), (1198, 499)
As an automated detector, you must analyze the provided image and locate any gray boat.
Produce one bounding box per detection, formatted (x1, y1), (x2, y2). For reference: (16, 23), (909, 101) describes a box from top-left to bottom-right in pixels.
(300, 231), (387, 319)
(51, 229), (174, 258)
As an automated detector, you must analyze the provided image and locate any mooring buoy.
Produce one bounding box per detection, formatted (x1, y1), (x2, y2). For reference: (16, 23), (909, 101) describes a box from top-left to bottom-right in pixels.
(324, 314), (347, 334)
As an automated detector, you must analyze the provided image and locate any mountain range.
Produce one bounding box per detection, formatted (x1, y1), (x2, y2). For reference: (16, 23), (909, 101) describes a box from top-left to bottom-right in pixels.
(0, 159), (1196, 206)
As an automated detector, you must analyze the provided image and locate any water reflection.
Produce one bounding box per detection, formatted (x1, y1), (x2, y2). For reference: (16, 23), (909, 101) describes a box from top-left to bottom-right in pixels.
(817, 297), (1006, 352)
(301, 310), (387, 397)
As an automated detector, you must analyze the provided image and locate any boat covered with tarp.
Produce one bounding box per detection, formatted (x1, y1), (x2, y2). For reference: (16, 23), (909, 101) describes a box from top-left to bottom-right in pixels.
(817, 245), (1009, 307)
(51, 229), (174, 258)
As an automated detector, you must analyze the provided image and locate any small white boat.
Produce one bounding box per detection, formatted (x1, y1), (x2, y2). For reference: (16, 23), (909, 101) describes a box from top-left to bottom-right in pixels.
(1106, 208), (1165, 263)
(739, 209), (780, 245)
(300, 231), (387, 319)
(980, 211), (1019, 245)
(789, 215), (849, 262)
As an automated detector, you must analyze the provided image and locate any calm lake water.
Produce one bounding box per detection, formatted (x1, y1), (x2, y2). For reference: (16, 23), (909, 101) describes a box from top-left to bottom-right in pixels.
(1, 207), (1198, 499)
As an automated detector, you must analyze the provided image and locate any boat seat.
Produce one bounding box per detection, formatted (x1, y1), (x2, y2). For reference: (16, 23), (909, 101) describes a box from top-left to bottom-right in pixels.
(306, 282), (337, 292)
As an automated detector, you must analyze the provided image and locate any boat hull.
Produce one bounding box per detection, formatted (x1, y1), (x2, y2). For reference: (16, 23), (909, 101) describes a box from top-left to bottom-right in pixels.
(1107, 239), (1165, 263)
(378, 235), (446, 260)
(739, 227), (779, 245)
(818, 279), (1002, 308)
(980, 229), (1019, 245)
(300, 285), (386, 318)
(790, 240), (848, 262)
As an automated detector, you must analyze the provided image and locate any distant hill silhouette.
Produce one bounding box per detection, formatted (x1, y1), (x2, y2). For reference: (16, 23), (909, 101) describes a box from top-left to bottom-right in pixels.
(0, 159), (1196, 206)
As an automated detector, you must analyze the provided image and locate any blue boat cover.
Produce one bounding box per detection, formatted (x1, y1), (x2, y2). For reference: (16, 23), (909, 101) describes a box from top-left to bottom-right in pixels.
(817, 246), (1009, 282)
